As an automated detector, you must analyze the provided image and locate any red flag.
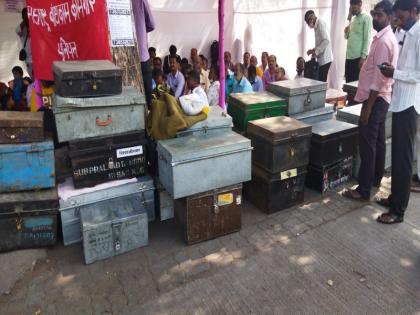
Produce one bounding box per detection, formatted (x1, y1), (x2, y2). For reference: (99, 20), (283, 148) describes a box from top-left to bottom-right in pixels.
(27, 0), (112, 80)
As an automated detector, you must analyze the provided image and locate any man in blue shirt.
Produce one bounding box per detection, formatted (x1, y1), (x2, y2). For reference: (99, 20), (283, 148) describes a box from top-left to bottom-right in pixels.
(232, 63), (253, 94)
(248, 65), (264, 92)
(166, 55), (185, 98)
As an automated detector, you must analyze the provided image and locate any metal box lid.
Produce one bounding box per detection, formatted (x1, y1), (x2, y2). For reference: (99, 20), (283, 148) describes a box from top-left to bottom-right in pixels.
(247, 116), (312, 143)
(53, 60), (122, 80)
(54, 86), (145, 109)
(58, 176), (154, 210)
(0, 111), (43, 128)
(337, 104), (362, 120)
(267, 78), (327, 97)
(81, 194), (146, 231)
(177, 106), (232, 134)
(0, 188), (58, 214)
(0, 140), (53, 154)
(291, 104), (335, 120)
(229, 91), (286, 106)
(311, 120), (358, 141)
(157, 131), (252, 165)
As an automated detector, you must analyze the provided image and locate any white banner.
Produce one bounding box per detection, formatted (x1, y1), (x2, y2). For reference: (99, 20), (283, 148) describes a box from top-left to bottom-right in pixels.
(107, 0), (135, 47)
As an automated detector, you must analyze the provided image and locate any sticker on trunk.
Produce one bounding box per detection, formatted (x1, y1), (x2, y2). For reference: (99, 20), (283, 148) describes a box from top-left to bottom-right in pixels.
(116, 146), (143, 158)
(280, 168), (297, 180)
(217, 193), (234, 206)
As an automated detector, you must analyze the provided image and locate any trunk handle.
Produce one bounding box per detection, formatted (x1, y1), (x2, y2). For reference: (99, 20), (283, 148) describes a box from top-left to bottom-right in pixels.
(304, 89), (312, 106)
(96, 115), (112, 127)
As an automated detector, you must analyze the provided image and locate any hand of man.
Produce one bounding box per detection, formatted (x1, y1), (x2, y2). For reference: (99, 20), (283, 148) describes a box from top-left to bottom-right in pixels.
(358, 58), (366, 70)
(306, 49), (315, 57)
(344, 25), (350, 35)
(380, 62), (394, 78)
(360, 106), (371, 125)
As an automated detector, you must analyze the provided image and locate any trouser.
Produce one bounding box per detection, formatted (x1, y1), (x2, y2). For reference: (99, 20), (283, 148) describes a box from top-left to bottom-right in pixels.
(388, 106), (418, 216)
(141, 59), (153, 110)
(318, 62), (331, 82)
(357, 98), (389, 199)
(345, 58), (361, 83)
(417, 115), (420, 178)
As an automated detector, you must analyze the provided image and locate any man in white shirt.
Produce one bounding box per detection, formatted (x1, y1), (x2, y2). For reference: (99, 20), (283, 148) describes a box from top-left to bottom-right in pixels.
(305, 10), (334, 82)
(376, 0), (419, 224)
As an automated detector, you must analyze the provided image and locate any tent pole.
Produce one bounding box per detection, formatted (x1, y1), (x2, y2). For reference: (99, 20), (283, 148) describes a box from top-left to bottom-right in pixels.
(218, 0), (225, 109)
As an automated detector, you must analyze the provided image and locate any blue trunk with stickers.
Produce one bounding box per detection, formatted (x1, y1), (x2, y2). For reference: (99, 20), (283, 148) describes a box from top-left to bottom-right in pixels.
(0, 140), (55, 192)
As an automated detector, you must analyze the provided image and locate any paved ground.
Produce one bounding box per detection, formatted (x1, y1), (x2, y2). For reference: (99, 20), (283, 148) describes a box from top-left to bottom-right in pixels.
(0, 176), (419, 315)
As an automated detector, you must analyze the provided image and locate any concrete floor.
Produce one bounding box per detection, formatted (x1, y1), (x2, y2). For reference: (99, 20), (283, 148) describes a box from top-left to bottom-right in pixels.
(0, 177), (419, 315)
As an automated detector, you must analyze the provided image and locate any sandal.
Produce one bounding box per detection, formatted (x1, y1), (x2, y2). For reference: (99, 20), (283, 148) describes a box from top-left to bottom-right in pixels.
(376, 212), (404, 224)
(342, 189), (369, 201)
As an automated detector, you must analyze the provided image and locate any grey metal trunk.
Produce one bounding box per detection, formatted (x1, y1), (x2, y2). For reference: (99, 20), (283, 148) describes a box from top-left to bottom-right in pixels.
(290, 105), (335, 125)
(81, 194), (148, 264)
(53, 87), (145, 143)
(157, 131), (252, 199)
(176, 106), (233, 137)
(59, 176), (155, 246)
(267, 78), (327, 115)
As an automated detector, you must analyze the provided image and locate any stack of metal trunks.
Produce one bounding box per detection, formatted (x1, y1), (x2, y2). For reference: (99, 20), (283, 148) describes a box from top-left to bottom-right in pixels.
(267, 77), (333, 125)
(52, 60), (151, 264)
(244, 116), (312, 213)
(0, 111), (58, 252)
(155, 106), (252, 244)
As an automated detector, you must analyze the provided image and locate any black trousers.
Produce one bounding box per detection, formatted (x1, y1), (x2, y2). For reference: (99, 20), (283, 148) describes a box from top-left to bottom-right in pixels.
(388, 106), (418, 216)
(357, 97), (389, 199)
(318, 62), (331, 82)
(141, 59), (153, 110)
(345, 58), (361, 83)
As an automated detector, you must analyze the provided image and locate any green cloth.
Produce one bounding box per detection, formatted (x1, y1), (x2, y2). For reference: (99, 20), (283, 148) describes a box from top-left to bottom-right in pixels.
(146, 92), (207, 140)
(345, 12), (372, 60)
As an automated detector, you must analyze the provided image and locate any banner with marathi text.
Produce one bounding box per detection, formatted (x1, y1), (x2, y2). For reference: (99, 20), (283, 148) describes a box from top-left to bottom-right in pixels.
(27, 0), (112, 80)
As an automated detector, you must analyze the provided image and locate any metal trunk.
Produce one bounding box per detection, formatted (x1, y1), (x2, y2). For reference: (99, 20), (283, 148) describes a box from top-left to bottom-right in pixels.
(69, 131), (147, 188)
(176, 106), (233, 137)
(342, 81), (358, 103)
(0, 112), (44, 144)
(53, 87), (145, 143)
(59, 176), (155, 246)
(310, 120), (358, 167)
(53, 60), (122, 97)
(244, 165), (306, 214)
(306, 157), (353, 193)
(0, 188), (58, 252)
(247, 116), (312, 173)
(81, 194), (148, 264)
(267, 78), (327, 115)
(290, 105), (335, 125)
(157, 132), (252, 199)
(0, 140), (55, 192)
(155, 181), (174, 221)
(175, 184), (242, 244)
(227, 91), (287, 132)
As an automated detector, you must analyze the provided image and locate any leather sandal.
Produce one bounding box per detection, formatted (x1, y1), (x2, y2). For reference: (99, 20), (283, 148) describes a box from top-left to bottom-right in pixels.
(376, 212), (404, 224)
(375, 197), (391, 209)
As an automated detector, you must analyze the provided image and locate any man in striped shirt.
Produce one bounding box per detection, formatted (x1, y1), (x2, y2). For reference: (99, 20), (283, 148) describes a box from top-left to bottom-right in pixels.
(376, 0), (420, 224)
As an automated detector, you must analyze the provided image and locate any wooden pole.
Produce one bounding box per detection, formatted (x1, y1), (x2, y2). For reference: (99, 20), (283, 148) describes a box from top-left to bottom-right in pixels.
(218, 0), (225, 109)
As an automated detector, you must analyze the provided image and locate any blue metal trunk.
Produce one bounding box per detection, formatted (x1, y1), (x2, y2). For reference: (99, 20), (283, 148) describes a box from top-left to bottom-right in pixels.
(0, 140), (55, 192)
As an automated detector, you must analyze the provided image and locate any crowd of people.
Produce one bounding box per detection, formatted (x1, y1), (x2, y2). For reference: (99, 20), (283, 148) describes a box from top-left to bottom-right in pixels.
(146, 45), (301, 107)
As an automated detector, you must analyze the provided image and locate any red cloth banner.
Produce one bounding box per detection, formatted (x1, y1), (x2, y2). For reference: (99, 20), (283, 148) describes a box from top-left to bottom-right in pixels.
(27, 0), (112, 80)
